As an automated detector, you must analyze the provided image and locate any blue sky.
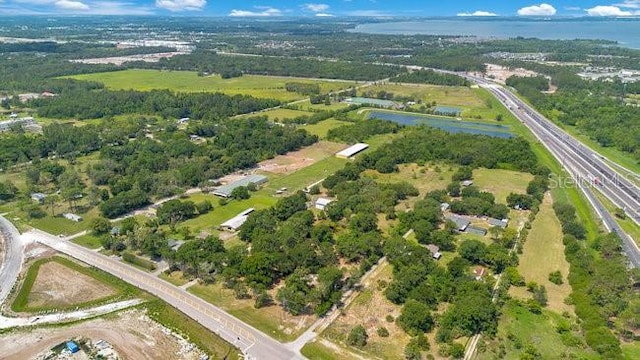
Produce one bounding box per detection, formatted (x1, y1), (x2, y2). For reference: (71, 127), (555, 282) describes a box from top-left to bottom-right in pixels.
(2, 0), (640, 17)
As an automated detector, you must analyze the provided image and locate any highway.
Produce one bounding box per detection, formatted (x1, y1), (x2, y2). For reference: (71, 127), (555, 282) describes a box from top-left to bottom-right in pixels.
(463, 75), (640, 268)
(0, 215), (24, 306)
(24, 229), (303, 360)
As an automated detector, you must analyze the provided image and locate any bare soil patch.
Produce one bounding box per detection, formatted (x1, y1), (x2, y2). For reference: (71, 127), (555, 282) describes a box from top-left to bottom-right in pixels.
(27, 261), (116, 309)
(258, 141), (345, 175)
(0, 309), (205, 360)
(485, 64), (540, 84)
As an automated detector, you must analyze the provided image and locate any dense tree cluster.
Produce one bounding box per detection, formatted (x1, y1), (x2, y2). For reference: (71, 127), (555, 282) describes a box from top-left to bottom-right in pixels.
(326, 119), (401, 144)
(392, 69), (469, 86)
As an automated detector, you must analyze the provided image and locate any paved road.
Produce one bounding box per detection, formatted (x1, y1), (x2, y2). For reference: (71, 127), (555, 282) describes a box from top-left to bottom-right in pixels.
(25, 229), (303, 360)
(459, 76), (640, 268)
(0, 216), (24, 306)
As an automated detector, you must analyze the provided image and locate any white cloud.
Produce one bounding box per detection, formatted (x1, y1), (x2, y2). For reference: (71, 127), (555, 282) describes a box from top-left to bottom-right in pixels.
(155, 0), (205, 11)
(303, 3), (329, 12)
(586, 5), (635, 16)
(457, 10), (497, 17)
(615, 0), (640, 8)
(229, 7), (281, 17)
(517, 3), (557, 16)
(315, 12), (333, 17)
(55, 0), (89, 10)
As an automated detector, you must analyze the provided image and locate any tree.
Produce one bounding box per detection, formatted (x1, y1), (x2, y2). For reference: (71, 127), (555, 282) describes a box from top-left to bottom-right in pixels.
(347, 325), (368, 348)
(231, 186), (250, 200)
(548, 270), (563, 285)
(0, 181), (18, 201)
(450, 343), (466, 359)
(377, 327), (389, 337)
(397, 299), (434, 335)
(91, 217), (112, 235)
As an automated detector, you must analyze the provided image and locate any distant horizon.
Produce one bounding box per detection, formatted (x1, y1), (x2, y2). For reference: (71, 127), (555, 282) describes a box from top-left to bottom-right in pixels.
(2, 1), (640, 18)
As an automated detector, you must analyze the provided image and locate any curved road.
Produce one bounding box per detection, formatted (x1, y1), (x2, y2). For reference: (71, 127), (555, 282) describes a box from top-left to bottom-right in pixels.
(24, 229), (302, 360)
(0, 215), (24, 306)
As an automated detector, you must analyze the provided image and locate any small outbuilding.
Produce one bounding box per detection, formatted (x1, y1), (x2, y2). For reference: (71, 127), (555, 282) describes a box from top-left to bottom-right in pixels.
(446, 214), (470, 232)
(220, 208), (255, 232)
(461, 180), (474, 187)
(315, 197), (333, 210)
(336, 143), (369, 159)
(426, 244), (442, 260)
(63, 213), (83, 222)
(488, 218), (509, 229)
(66, 341), (79, 353)
(465, 226), (487, 236)
(31, 192), (46, 204)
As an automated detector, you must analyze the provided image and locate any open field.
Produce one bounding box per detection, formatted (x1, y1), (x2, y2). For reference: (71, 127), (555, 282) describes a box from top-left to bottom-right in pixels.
(301, 340), (347, 360)
(363, 163), (455, 201)
(321, 260), (413, 359)
(179, 193), (277, 234)
(510, 194), (572, 314)
(11, 256), (137, 313)
(592, 186), (640, 246)
(248, 108), (312, 121)
(0, 308), (217, 360)
(188, 282), (314, 342)
(67, 70), (357, 102)
(473, 168), (534, 204)
(258, 141), (345, 175)
(26, 260), (116, 310)
(158, 271), (190, 286)
(296, 99), (352, 111)
(366, 84), (482, 108)
(301, 118), (353, 139)
(71, 234), (103, 249)
(623, 342), (640, 360)
(477, 301), (597, 360)
(260, 156), (348, 193)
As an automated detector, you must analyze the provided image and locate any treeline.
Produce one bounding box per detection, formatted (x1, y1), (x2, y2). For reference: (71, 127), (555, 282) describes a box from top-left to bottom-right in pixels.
(284, 82), (320, 95)
(132, 51), (405, 81)
(327, 119), (402, 144)
(392, 69), (469, 86)
(554, 202), (634, 359)
(31, 89), (280, 120)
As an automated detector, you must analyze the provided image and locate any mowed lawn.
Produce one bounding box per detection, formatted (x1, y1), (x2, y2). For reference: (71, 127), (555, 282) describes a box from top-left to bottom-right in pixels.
(67, 70), (356, 102)
(478, 301), (597, 360)
(364, 83), (483, 108)
(510, 194), (573, 314)
(248, 108), (312, 121)
(301, 118), (353, 139)
(473, 168), (534, 204)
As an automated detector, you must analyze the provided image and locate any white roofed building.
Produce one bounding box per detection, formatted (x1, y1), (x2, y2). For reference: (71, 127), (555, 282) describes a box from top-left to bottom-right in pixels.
(336, 143), (369, 159)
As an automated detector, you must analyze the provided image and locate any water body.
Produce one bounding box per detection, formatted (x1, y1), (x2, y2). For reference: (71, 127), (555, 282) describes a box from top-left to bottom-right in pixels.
(368, 110), (514, 138)
(351, 18), (640, 49)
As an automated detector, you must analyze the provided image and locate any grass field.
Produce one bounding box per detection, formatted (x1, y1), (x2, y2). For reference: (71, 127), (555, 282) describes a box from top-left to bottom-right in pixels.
(296, 99), (352, 111)
(477, 301), (597, 360)
(510, 194), (572, 314)
(301, 118), (353, 139)
(301, 340), (346, 360)
(248, 108), (312, 121)
(367, 84), (483, 108)
(473, 168), (534, 204)
(592, 188), (640, 247)
(11, 256), (138, 313)
(67, 70), (356, 102)
(188, 282), (314, 342)
(179, 193), (277, 234)
(260, 156), (348, 193)
(71, 234), (103, 249)
(258, 141), (346, 175)
(158, 271), (190, 286)
(362, 163), (455, 201)
(622, 342), (640, 360)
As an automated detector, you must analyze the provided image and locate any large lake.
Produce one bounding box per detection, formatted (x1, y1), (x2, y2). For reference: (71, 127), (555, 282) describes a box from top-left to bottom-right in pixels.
(367, 111), (514, 138)
(351, 18), (640, 49)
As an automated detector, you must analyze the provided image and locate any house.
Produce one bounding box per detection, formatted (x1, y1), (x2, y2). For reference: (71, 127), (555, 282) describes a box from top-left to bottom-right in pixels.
(488, 218), (509, 229)
(461, 180), (474, 187)
(220, 208), (255, 232)
(336, 143), (369, 159)
(178, 117), (190, 124)
(473, 267), (486, 281)
(465, 226), (487, 236)
(315, 197), (333, 210)
(66, 341), (79, 354)
(446, 214), (470, 231)
(31, 192), (46, 204)
(426, 244), (442, 260)
(212, 175), (268, 198)
(63, 213), (83, 222)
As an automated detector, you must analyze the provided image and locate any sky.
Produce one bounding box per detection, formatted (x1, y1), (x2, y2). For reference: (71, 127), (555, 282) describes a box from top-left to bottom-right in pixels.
(1, 0), (640, 17)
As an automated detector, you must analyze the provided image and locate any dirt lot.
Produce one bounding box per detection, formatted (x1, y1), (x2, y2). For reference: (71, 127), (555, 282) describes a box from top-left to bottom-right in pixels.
(485, 63), (540, 84)
(0, 309), (205, 360)
(27, 261), (116, 309)
(258, 141), (345, 175)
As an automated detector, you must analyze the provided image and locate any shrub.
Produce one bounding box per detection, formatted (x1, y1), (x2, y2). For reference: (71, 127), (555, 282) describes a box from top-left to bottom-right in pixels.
(549, 270), (564, 285)
(377, 327), (389, 337)
(347, 325), (368, 348)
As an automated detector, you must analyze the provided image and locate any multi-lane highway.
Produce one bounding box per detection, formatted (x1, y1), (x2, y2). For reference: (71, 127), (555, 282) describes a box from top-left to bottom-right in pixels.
(23, 229), (303, 360)
(0, 216), (24, 305)
(464, 75), (640, 267)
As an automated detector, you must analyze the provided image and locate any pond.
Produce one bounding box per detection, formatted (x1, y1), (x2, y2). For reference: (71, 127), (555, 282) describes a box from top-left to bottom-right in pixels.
(367, 111), (513, 139)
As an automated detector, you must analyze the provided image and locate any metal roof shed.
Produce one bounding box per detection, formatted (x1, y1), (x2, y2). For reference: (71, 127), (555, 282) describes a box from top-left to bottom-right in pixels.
(336, 143), (369, 159)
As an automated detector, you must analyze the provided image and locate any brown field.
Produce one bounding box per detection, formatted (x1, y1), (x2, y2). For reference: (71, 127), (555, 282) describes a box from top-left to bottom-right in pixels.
(510, 194), (573, 314)
(322, 261), (413, 359)
(258, 141), (345, 175)
(0, 309), (206, 360)
(27, 261), (116, 309)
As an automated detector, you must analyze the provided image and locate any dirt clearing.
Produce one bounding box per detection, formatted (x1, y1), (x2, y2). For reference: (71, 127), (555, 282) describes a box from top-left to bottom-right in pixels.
(27, 261), (116, 309)
(0, 309), (206, 360)
(258, 141), (345, 175)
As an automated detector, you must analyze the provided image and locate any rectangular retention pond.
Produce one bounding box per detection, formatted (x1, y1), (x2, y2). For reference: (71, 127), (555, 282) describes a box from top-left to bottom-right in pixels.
(367, 110), (514, 138)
